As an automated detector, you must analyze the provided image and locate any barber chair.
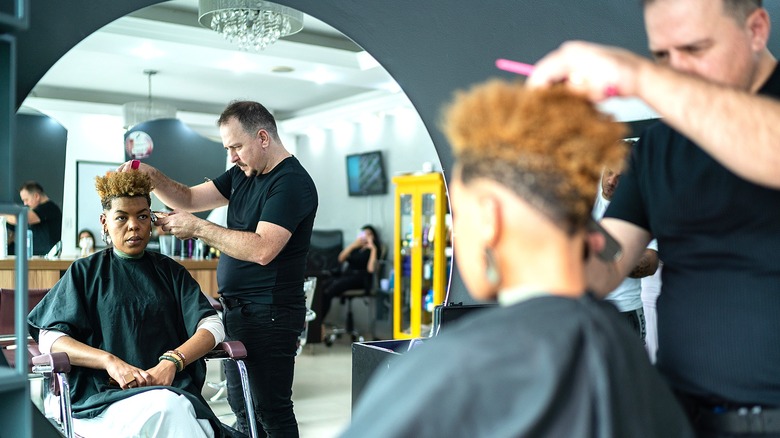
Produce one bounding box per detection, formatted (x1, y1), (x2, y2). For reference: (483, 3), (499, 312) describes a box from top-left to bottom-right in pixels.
(0, 288), (49, 367)
(297, 277), (318, 355)
(324, 246), (388, 346)
(31, 341), (259, 438)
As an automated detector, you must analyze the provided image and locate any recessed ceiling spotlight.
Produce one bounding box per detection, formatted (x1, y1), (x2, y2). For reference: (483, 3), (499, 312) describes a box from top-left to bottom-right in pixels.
(271, 66), (294, 73)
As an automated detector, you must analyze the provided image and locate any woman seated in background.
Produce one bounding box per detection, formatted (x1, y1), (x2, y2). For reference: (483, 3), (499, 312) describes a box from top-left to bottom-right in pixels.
(319, 225), (381, 323)
(28, 170), (229, 437)
(342, 81), (693, 437)
(77, 229), (95, 257)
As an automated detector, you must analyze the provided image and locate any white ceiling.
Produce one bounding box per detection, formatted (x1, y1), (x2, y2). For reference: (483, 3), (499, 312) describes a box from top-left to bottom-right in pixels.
(21, 0), (406, 137)
(20, 0), (659, 140)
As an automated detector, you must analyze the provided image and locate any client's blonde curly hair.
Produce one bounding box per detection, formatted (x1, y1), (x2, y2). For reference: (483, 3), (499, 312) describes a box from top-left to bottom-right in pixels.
(442, 80), (628, 234)
(95, 171), (154, 211)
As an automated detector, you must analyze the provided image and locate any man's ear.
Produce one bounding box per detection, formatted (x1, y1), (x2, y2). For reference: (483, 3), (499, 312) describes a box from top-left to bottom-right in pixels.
(747, 7), (771, 52)
(256, 129), (270, 147)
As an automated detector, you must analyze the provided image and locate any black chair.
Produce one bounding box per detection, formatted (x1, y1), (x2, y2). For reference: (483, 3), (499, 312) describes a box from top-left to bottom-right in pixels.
(325, 245), (388, 345)
(306, 229), (344, 276)
(305, 230), (344, 344)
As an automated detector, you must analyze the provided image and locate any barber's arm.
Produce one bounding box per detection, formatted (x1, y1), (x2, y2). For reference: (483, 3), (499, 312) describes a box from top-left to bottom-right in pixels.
(158, 212), (291, 266)
(2, 209), (42, 225)
(117, 160), (228, 212)
(528, 41), (780, 188)
(586, 218), (653, 296)
(627, 248), (659, 278)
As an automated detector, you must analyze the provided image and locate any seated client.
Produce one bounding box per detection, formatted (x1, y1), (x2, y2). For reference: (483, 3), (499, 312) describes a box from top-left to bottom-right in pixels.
(28, 170), (228, 437)
(320, 225), (381, 323)
(342, 82), (693, 437)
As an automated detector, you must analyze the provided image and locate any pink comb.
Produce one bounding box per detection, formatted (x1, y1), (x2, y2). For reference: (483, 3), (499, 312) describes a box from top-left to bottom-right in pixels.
(495, 58), (535, 76)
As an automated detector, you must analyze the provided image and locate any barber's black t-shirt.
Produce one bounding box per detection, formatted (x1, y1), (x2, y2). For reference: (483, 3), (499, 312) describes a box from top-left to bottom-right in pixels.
(31, 200), (62, 255)
(212, 157), (318, 303)
(605, 65), (780, 406)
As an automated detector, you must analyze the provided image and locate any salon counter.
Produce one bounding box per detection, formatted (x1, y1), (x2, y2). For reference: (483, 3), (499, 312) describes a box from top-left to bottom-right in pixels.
(0, 256), (220, 298)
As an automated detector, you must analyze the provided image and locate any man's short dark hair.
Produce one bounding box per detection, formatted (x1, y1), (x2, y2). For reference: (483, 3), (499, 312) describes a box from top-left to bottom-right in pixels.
(217, 100), (280, 141)
(19, 181), (45, 194)
(643, 0), (761, 22)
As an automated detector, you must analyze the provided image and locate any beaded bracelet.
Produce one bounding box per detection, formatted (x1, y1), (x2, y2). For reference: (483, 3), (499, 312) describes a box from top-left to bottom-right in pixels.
(169, 349), (187, 368)
(158, 354), (183, 372)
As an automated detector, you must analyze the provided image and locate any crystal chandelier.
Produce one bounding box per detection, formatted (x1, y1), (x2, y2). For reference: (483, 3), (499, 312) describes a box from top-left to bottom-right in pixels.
(122, 70), (177, 129)
(198, 0), (304, 51)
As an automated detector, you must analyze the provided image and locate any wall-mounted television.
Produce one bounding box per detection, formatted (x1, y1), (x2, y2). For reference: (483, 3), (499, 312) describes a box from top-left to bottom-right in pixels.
(346, 150), (388, 196)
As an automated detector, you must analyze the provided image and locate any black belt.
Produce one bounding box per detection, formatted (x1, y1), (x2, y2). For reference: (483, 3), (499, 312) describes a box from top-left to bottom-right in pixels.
(678, 392), (780, 434)
(697, 406), (780, 435)
(219, 295), (303, 310)
(219, 296), (271, 310)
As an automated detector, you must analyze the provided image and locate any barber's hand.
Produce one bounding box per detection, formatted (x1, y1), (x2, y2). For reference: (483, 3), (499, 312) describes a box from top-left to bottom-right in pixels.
(155, 210), (201, 240)
(105, 356), (151, 390)
(527, 41), (646, 101)
(117, 159), (156, 175)
(145, 360), (177, 387)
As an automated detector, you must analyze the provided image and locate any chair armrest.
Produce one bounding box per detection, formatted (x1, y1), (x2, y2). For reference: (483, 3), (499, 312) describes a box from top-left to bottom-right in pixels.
(31, 351), (71, 373)
(205, 294), (223, 311)
(205, 341), (247, 360)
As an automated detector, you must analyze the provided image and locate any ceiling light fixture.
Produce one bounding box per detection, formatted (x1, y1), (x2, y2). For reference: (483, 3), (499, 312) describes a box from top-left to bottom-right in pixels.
(198, 0), (304, 51)
(122, 70), (177, 129)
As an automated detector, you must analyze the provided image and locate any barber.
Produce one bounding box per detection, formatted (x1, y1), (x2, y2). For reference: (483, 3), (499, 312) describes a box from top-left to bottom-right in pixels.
(119, 100), (318, 437)
(528, 1), (780, 436)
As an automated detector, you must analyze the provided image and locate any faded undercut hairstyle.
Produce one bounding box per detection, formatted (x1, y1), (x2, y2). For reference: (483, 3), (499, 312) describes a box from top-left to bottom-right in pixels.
(217, 100), (280, 142)
(95, 171), (154, 211)
(442, 80), (628, 235)
(643, 0), (761, 22)
(19, 181), (45, 194)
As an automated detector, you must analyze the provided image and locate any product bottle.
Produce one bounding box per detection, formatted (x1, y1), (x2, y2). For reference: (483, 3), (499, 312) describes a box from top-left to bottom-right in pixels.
(27, 229), (33, 258)
(0, 217), (7, 258)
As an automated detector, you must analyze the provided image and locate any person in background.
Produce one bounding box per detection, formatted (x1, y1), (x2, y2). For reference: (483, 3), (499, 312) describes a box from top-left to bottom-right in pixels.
(592, 158), (658, 342)
(77, 229), (95, 257)
(2, 181), (62, 255)
(529, 1), (780, 435)
(342, 81), (692, 438)
(319, 225), (381, 324)
(118, 100), (318, 437)
(28, 170), (227, 437)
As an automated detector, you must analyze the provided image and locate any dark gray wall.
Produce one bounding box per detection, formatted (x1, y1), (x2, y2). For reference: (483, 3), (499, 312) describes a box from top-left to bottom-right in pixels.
(125, 118), (226, 219)
(13, 113), (66, 207)
(12, 1), (780, 303)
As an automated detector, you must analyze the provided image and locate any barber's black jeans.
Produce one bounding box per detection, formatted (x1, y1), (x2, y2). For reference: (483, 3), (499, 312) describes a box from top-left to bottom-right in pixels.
(224, 301), (306, 438)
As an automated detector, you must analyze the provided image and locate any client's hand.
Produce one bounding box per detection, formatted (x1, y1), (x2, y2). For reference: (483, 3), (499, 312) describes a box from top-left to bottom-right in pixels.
(145, 360), (177, 387)
(105, 356), (151, 390)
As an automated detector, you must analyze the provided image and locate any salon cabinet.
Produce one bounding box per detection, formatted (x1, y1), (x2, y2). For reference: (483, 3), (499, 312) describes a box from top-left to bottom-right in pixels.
(392, 173), (451, 339)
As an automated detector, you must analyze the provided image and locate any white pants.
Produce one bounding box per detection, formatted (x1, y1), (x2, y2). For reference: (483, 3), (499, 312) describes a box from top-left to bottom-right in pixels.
(71, 389), (215, 438)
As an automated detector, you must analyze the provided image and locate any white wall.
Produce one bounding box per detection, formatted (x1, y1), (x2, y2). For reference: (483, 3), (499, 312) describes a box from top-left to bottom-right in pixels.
(290, 105), (441, 259)
(22, 100), (127, 258)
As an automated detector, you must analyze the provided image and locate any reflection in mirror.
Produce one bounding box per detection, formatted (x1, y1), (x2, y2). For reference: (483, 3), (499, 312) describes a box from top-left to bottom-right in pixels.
(18, 0), (452, 336)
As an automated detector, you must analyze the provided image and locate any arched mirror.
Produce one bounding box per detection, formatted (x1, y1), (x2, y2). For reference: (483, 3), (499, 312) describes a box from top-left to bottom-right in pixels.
(17, 1), (454, 351)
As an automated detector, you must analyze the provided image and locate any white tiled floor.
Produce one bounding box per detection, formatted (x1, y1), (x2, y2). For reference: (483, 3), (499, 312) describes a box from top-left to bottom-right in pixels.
(204, 341), (353, 438)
